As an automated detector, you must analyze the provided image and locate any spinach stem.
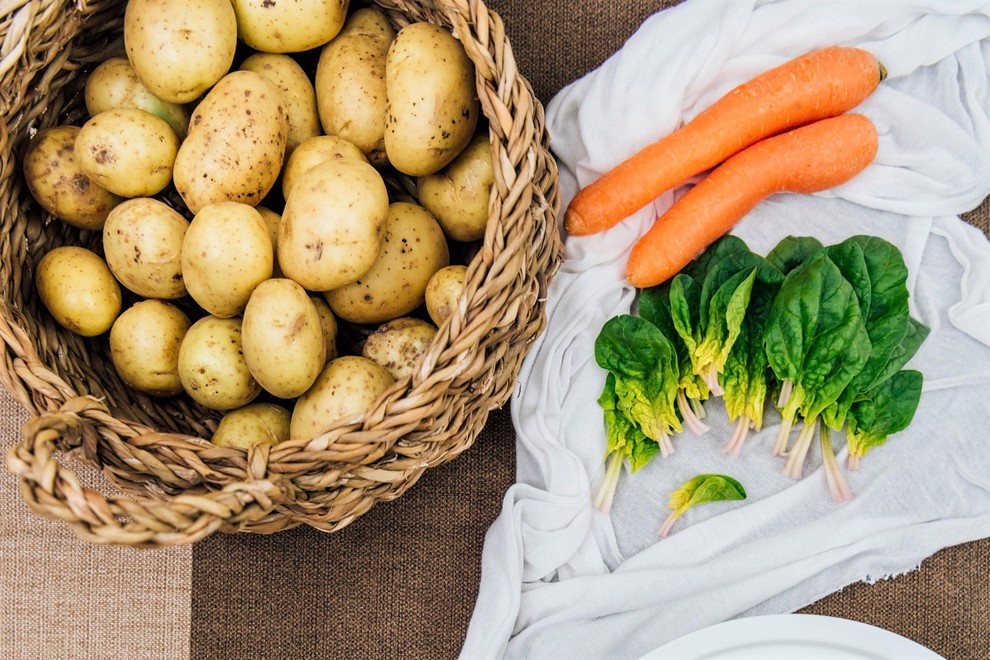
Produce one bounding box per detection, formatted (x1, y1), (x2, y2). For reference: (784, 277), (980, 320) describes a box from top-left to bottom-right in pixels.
(820, 425), (854, 502)
(704, 363), (724, 396)
(783, 418), (817, 479)
(658, 431), (675, 457)
(594, 452), (625, 513)
(772, 414), (794, 457)
(777, 378), (794, 409)
(721, 415), (752, 458)
(676, 390), (710, 436)
(657, 510), (680, 538)
(689, 395), (707, 420)
(846, 451), (862, 471)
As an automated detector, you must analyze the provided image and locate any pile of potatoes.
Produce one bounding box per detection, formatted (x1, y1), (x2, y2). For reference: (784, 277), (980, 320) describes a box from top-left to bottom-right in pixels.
(22, 0), (496, 450)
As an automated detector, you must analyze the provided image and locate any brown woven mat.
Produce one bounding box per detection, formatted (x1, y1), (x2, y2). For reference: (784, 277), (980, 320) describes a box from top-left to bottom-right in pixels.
(190, 2), (990, 659)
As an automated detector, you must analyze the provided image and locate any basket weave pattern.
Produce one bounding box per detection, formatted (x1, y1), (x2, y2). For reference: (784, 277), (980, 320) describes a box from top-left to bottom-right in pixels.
(0, 0), (561, 545)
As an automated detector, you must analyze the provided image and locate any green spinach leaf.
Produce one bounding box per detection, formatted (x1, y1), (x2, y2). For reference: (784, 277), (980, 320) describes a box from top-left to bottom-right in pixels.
(766, 236), (825, 275)
(846, 369), (923, 469)
(658, 474), (747, 537)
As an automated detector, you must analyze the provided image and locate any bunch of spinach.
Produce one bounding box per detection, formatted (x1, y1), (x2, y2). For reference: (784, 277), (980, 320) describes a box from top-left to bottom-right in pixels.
(590, 233), (928, 512)
(592, 314), (682, 512)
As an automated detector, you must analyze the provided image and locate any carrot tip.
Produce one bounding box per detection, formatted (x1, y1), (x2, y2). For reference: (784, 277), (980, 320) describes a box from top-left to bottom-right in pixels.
(878, 61), (888, 83)
(563, 208), (589, 235)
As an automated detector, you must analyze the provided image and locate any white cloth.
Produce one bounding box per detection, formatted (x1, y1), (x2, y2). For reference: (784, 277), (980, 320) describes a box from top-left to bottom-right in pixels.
(461, 0), (990, 658)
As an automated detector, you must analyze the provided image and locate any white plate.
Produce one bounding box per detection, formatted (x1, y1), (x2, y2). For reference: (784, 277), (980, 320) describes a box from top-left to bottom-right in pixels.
(641, 614), (944, 659)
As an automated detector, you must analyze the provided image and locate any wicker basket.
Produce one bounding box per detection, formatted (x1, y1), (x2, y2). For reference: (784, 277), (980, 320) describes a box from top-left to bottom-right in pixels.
(0, 0), (561, 546)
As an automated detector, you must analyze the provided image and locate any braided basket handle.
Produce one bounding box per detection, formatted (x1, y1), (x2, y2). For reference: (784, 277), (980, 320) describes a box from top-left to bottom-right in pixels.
(6, 396), (284, 546)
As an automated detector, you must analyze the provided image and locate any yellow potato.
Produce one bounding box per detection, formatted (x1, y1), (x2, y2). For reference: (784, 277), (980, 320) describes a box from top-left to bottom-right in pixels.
(310, 295), (339, 362)
(362, 317), (438, 381)
(278, 158), (388, 291)
(242, 279), (326, 399)
(35, 246), (122, 337)
(75, 108), (179, 198)
(211, 403), (291, 449)
(173, 71), (289, 214)
(256, 206), (282, 247)
(84, 57), (190, 138)
(290, 356), (394, 440)
(384, 22), (480, 176)
(231, 0), (348, 53)
(109, 300), (191, 396)
(103, 198), (188, 299)
(181, 202), (273, 318)
(124, 0), (237, 104)
(315, 7), (394, 166)
(239, 53), (321, 155)
(425, 264), (467, 328)
(417, 132), (494, 242)
(178, 315), (261, 411)
(22, 126), (123, 230)
(280, 135), (367, 200)
(324, 202), (449, 324)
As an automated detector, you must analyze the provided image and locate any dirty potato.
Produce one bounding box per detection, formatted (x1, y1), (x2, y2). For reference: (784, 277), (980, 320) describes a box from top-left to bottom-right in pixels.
(324, 202), (449, 324)
(211, 403), (291, 450)
(425, 264), (467, 328)
(109, 299), (191, 396)
(290, 356), (394, 440)
(362, 317), (438, 381)
(172, 71), (289, 213)
(102, 197), (188, 299)
(35, 246), (122, 337)
(178, 315), (261, 410)
(22, 126), (123, 230)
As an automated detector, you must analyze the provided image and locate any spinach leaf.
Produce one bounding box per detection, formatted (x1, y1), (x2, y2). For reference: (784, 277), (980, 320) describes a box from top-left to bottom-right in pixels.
(766, 236), (824, 275)
(658, 474), (747, 537)
(684, 234), (752, 281)
(640, 282), (710, 434)
(846, 369), (923, 469)
(593, 315), (682, 511)
(763, 252), (872, 465)
(863, 316), (929, 394)
(721, 278), (778, 457)
(821, 236), (911, 430)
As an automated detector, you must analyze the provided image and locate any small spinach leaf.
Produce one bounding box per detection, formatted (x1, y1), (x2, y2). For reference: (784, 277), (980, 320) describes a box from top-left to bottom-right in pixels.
(766, 236), (824, 275)
(658, 474), (747, 537)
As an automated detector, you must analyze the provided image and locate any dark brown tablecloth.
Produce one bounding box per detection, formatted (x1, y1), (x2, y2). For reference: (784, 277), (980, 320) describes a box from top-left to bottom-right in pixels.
(190, 2), (990, 658)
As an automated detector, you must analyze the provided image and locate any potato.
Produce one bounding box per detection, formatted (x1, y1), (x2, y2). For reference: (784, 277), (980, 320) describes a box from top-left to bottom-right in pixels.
(425, 264), (467, 327)
(181, 202), (273, 318)
(212, 403), (291, 450)
(315, 8), (394, 166)
(36, 246), (122, 337)
(256, 206), (284, 278)
(278, 158), (388, 291)
(310, 296), (339, 362)
(362, 317), (438, 381)
(256, 206), (282, 247)
(84, 57), (190, 138)
(173, 71), (289, 214)
(239, 53), (321, 155)
(290, 356), (394, 440)
(103, 198), (188, 299)
(324, 202), (449, 324)
(417, 132), (493, 242)
(280, 135), (367, 200)
(75, 108), (179, 198)
(231, 0), (347, 54)
(384, 22), (480, 176)
(22, 126), (123, 230)
(242, 279), (326, 399)
(109, 300), (191, 396)
(124, 0), (237, 104)
(178, 315), (261, 410)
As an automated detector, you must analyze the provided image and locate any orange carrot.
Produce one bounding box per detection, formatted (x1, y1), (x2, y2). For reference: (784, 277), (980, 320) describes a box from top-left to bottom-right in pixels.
(625, 113), (879, 288)
(565, 46), (885, 236)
